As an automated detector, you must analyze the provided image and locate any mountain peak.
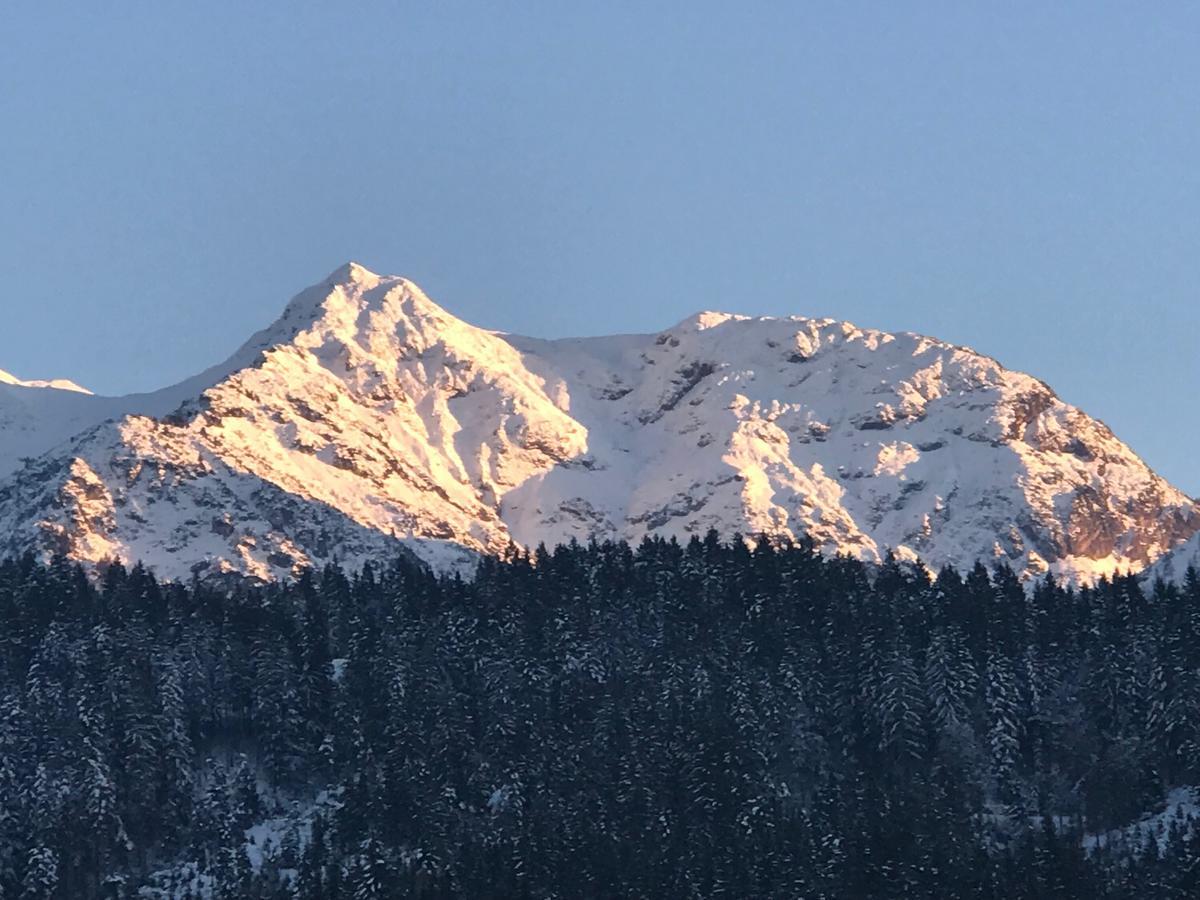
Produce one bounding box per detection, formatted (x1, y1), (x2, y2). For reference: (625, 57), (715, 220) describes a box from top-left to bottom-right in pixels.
(325, 260), (381, 285)
(264, 263), (398, 341)
(672, 310), (754, 332)
(0, 368), (92, 395)
(264, 266), (461, 346)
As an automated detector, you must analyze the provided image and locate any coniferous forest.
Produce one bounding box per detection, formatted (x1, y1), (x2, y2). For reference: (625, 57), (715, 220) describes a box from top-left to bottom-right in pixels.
(2, 535), (1199, 898)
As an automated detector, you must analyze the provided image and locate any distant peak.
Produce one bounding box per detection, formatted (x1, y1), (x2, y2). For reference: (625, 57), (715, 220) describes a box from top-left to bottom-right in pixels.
(674, 311), (753, 332)
(267, 262), (392, 330)
(242, 264), (464, 363)
(325, 261), (381, 286)
(0, 368), (92, 394)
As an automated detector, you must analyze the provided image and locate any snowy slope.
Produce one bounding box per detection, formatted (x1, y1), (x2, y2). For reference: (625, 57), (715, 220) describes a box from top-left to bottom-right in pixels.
(1083, 787), (1199, 855)
(1145, 531), (1200, 585)
(0, 263), (1195, 583)
(0, 370), (124, 478)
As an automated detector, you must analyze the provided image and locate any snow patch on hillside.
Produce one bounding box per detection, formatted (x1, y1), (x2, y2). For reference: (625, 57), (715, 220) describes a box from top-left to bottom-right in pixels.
(1083, 787), (1199, 856)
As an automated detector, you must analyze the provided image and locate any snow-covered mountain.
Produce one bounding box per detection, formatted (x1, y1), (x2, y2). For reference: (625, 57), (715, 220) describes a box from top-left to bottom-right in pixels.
(1, 263), (1196, 583)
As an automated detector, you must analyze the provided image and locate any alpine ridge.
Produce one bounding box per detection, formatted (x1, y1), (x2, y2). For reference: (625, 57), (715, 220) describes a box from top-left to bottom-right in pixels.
(0, 263), (1196, 583)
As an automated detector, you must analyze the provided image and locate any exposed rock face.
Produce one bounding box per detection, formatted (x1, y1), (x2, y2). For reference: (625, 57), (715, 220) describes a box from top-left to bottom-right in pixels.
(0, 263), (1196, 582)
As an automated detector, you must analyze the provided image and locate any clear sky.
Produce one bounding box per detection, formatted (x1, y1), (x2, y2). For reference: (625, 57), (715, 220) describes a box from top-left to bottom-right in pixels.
(1, 3), (1197, 494)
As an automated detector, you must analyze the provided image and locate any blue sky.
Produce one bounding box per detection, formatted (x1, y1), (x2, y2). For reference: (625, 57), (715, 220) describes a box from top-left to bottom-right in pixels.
(1, 3), (1197, 494)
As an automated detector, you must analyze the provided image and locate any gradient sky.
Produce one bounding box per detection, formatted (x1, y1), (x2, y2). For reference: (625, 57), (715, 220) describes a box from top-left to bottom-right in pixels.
(1, 3), (1197, 494)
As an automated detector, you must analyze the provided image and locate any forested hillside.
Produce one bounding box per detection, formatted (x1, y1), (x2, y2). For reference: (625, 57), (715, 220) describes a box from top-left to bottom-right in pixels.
(1, 536), (1198, 897)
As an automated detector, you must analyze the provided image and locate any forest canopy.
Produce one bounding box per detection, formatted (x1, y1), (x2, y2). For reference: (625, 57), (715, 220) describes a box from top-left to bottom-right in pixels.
(1, 535), (1198, 898)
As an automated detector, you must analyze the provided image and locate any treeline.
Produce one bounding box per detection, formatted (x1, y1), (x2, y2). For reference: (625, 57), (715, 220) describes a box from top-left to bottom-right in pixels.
(0, 535), (1199, 897)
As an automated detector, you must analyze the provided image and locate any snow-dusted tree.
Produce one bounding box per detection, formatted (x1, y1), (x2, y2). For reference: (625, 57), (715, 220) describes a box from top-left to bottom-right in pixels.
(20, 845), (58, 900)
(211, 813), (251, 900)
(876, 642), (926, 763)
(75, 694), (130, 879)
(156, 658), (195, 846)
(348, 836), (392, 899)
(229, 754), (262, 832)
(985, 653), (1022, 807)
(923, 626), (978, 734)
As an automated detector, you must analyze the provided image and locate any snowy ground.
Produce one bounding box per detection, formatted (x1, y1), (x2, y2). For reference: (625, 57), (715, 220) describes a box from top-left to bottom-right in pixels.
(1083, 787), (1199, 856)
(137, 789), (341, 899)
